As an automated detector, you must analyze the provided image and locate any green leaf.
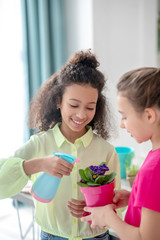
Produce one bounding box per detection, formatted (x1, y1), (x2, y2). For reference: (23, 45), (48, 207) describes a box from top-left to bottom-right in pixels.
(79, 169), (88, 182)
(77, 182), (89, 187)
(84, 167), (94, 182)
(98, 161), (107, 166)
(103, 172), (116, 184)
(87, 182), (100, 186)
(95, 175), (106, 184)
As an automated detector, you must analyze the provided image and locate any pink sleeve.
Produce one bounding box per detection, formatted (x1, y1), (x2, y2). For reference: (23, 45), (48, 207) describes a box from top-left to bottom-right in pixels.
(134, 165), (160, 212)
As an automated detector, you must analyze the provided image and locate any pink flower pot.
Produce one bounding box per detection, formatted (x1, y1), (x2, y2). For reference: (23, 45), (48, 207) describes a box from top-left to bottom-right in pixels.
(80, 179), (115, 207)
(80, 179), (115, 223)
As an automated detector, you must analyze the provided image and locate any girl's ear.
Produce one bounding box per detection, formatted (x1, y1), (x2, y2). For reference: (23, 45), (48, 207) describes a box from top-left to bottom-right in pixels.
(144, 108), (156, 123)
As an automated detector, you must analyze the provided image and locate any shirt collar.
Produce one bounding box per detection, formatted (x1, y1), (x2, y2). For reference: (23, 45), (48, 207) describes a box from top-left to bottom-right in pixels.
(53, 123), (93, 148)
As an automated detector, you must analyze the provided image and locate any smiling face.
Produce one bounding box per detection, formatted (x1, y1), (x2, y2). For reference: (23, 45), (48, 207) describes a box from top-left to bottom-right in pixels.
(117, 93), (152, 144)
(58, 84), (98, 142)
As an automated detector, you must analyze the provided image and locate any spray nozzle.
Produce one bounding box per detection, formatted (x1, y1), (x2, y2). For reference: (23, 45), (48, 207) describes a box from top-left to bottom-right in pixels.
(53, 152), (80, 164)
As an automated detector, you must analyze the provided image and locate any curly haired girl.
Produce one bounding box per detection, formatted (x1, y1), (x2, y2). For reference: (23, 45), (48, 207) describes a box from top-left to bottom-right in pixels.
(0, 50), (121, 240)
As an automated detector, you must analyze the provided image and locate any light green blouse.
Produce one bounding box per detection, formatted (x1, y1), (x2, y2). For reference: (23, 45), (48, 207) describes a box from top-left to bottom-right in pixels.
(0, 123), (121, 240)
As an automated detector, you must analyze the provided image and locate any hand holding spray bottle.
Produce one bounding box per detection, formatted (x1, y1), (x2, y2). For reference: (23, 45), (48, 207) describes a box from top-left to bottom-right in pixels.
(31, 152), (79, 203)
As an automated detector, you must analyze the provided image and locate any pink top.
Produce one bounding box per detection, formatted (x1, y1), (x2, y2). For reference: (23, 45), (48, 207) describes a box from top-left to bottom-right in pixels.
(125, 148), (160, 227)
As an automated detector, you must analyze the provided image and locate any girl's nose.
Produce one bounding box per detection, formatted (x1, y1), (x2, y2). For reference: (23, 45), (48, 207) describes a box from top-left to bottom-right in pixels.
(120, 119), (125, 129)
(76, 109), (87, 119)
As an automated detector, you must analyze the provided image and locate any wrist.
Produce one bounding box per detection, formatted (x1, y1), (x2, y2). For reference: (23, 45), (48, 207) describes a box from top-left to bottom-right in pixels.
(23, 157), (44, 176)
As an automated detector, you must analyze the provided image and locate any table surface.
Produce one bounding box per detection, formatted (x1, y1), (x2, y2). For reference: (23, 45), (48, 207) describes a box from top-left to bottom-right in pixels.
(11, 191), (34, 207)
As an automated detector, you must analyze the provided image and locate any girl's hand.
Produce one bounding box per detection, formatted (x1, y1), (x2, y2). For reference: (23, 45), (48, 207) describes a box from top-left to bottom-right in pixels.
(23, 155), (73, 177)
(42, 155), (73, 178)
(67, 198), (86, 218)
(112, 189), (131, 208)
(81, 204), (116, 229)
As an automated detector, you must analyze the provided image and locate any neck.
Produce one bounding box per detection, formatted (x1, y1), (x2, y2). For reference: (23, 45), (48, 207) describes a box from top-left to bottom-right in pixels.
(151, 136), (160, 151)
(152, 143), (160, 151)
(59, 125), (87, 143)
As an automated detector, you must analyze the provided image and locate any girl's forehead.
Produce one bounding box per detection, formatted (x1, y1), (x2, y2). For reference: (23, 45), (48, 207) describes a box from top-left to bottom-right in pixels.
(65, 83), (94, 90)
(117, 94), (131, 110)
(64, 84), (98, 98)
(117, 94), (128, 103)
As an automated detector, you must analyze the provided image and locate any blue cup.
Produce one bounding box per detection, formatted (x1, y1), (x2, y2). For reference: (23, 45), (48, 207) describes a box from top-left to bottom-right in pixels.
(115, 147), (135, 179)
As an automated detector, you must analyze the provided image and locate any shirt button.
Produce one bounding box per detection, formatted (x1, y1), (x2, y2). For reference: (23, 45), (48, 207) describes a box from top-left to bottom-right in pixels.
(73, 184), (77, 189)
(73, 219), (77, 224)
(72, 148), (76, 152)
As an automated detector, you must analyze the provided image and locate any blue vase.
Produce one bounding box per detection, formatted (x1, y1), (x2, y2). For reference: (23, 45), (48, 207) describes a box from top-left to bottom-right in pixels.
(115, 147), (135, 179)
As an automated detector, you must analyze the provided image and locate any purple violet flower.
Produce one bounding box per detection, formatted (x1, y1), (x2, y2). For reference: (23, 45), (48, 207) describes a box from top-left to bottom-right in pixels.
(89, 164), (109, 175)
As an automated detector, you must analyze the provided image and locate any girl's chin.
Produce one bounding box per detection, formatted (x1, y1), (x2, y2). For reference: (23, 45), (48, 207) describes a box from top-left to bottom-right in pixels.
(135, 138), (144, 144)
(70, 123), (86, 134)
(71, 126), (85, 134)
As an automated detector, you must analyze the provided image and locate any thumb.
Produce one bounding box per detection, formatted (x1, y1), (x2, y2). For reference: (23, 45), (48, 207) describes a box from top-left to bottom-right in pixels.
(111, 203), (117, 210)
(112, 195), (119, 203)
(84, 206), (92, 213)
(112, 191), (120, 203)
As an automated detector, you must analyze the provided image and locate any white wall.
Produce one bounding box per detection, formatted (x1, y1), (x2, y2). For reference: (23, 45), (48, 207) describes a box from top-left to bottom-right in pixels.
(92, 0), (158, 163)
(64, 0), (93, 57)
(65, 0), (158, 164)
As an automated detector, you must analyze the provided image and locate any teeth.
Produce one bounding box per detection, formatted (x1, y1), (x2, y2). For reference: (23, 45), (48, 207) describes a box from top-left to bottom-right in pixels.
(73, 120), (84, 125)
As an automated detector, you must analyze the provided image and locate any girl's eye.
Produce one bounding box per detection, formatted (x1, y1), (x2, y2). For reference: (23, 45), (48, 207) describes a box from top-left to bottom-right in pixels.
(70, 105), (94, 110)
(70, 105), (78, 108)
(122, 117), (127, 120)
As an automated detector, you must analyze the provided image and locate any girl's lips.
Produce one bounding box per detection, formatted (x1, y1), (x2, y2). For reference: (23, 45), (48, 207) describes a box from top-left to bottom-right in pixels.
(72, 119), (86, 126)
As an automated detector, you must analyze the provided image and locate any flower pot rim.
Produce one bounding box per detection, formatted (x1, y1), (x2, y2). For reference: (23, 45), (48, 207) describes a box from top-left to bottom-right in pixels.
(80, 179), (115, 195)
(127, 173), (137, 177)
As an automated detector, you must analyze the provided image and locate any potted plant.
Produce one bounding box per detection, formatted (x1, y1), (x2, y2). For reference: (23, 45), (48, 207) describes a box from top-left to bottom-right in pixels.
(126, 164), (139, 188)
(77, 162), (116, 210)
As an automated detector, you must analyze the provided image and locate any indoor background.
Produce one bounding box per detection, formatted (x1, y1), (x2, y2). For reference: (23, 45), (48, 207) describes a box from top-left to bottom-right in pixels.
(0, 0), (159, 239)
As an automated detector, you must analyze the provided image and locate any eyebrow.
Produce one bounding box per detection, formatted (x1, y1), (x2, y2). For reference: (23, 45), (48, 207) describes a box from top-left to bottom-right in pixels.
(69, 98), (97, 104)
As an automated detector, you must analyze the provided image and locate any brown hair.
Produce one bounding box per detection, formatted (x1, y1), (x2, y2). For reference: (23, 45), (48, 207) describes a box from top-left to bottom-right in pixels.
(117, 67), (160, 112)
(28, 49), (112, 139)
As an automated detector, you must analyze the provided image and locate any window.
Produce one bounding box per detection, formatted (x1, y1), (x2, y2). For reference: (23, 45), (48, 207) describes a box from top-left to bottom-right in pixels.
(0, 0), (25, 157)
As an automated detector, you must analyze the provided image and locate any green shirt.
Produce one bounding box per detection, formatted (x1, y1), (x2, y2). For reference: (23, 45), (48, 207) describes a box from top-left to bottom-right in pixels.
(0, 123), (121, 239)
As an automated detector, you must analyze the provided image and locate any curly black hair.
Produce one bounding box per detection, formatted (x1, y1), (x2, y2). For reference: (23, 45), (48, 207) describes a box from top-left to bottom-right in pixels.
(28, 49), (112, 139)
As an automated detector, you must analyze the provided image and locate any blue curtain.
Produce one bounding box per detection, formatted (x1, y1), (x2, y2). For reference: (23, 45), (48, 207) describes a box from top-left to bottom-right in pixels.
(20, 0), (67, 140)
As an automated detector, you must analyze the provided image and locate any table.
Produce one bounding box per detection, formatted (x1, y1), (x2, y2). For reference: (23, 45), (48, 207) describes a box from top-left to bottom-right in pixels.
(11, 191), (39, 240)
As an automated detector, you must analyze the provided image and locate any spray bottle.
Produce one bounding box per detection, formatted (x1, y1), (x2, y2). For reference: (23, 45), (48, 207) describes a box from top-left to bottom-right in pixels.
(31, 152), (79, 203)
